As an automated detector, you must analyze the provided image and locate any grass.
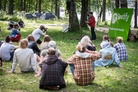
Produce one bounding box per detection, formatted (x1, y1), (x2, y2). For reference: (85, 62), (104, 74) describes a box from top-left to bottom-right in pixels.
(0, 21), (138, 92)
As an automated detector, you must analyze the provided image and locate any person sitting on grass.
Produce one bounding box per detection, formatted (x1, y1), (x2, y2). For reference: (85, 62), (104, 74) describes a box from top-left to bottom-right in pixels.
(39, 47), (68, 90)
(40, 35), (51, 50)
(0, 36), (16, 61)
(9, 23), (21, 42)
(7, 18), (14, 30)
(94, 42), (123, 68)
(27, 34), (41, 56)
(100, 35), (113, 49)
(11, 39), (38, 74)
(18, 19), (25, 28)
(114, 37), (128, 61)
(67, 43), (101, 86)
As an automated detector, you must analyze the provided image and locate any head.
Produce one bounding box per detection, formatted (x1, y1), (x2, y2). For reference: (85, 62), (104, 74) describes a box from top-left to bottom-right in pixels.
(47, 47), (56, 55)
(5, 36), (10, 42)
(27, 34), (35, 42)
(19, 39), (28, 48)
(116, 37), (123, 43)
(48, 41), (56, 49)
(43, 35), (51, 42)
(88, 12), (93, 17)
(40, 25), (46, 31)
(103, 35), (110, 41)
(101, 42), (110, 49)
(76, 43), (86, 53)
(13, 23), (19, 29)
(80, 35), (91, 46)
(9, 18), (12, 21)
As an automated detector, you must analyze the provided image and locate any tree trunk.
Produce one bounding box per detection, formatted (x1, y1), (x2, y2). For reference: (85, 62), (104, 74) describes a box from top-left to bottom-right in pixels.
(55, 0), (60, 19)
(120, 0), (127, 8)
(80, 0), (88, 29)
(102, 0), (106, 22)
(134, 1), (138, 28)
(0, 0), (2, 10)
(23, 0), (26, 11)
(20, 0), (23, 11)
(68, 0), (80, 32)
(8, 0), (14, 15)
(3, 0), (7, 11)
(38, 0), (41, 13)
(115, 0), (119, 8)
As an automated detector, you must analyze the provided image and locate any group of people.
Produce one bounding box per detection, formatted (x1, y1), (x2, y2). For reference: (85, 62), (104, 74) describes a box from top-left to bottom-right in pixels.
(7, 18), (25, 42)
(0, 13), (128, 90)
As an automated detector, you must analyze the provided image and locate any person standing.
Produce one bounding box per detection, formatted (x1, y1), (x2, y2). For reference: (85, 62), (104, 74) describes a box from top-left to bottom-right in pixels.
(86, 12), (96, 40)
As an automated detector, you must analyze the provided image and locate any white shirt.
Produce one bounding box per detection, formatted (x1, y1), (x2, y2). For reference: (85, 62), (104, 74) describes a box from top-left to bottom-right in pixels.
(32, 28), (45, 41)
(0, 42), (15, 61)
(11, 48), (37, 73)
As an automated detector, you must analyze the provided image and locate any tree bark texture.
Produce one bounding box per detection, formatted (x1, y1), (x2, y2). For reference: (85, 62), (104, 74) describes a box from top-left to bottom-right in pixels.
(120, 0), (127, 8)
(8, 0), (14, 15)
(68, 0), (80, 32)
(102, 0), (106, 22)
(80, 0), (89, 29)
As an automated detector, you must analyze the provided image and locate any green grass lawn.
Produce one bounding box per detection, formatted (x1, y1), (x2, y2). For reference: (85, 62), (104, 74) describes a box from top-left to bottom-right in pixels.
(0, 22), (138, 92)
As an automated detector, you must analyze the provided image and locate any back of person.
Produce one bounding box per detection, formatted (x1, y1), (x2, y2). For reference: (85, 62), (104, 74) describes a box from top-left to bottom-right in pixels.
(0, 42), (15, 61)
(72, 55), (95, 86)
(13, 48), (36, 72)
(94, 42), (121, 67)
(114, 42), (128, 61)
(39, 48), (68, 90)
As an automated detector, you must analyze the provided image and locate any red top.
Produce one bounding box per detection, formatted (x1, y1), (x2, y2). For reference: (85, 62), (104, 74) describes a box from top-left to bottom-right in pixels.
(88, 16), (96, 27)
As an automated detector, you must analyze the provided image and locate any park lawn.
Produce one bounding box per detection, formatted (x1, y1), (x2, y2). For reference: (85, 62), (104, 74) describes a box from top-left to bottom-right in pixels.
(0, 22), (138, 92)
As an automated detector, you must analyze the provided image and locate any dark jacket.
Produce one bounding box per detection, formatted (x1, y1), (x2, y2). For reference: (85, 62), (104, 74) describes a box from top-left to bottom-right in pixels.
(39, 55), (68, 90)
(28, 41), (40, 55)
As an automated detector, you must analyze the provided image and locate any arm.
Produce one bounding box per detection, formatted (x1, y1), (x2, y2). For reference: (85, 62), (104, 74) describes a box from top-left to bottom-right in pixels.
(33, 43), (40, 53)
(11, 51), (17, 73)
(67, 55), (76, 64)
(30, 52), (38, 73)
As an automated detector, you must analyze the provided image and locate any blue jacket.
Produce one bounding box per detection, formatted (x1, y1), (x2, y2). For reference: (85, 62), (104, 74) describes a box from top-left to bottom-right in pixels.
(94, 42), (120, 67)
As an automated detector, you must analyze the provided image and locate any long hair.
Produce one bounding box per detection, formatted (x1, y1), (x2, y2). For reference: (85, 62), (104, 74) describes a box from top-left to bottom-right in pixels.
(19, 39), (28, 48)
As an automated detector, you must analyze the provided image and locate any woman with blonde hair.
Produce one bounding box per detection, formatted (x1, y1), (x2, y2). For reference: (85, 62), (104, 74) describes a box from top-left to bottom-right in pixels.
(11, 39), (38, 74)
(80, 35), (96, 51)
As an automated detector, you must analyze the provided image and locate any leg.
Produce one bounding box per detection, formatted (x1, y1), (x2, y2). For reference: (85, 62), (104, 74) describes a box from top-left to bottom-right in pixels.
(36, 39), (42, 45)
(91, 27), (96, 40)
(69, 64), (75, 75)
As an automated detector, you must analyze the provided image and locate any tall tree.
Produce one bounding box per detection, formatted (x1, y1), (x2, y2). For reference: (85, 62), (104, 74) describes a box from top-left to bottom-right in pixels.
(55, 0), (60, 19)
(67, 0), (80, 32)
(120, 0), (127, 8)
(80, 0), (88, 29)
(0, 0), (2, 10)
(20, 0), (23, 11)
(115, 0), (119, 8)
(23, 0), (26, 11)
(38, 0), (41, 13)
(102, 0), (106, 21)
(8, 0), (14, 15)
(134, 0), (138, 28)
